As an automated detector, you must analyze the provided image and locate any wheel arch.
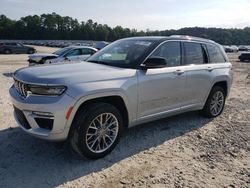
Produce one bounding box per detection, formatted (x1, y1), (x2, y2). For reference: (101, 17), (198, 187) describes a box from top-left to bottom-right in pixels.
(67, 93), (130, 134)
(202, 79), (229, 109)
(212, 81), (228, 97)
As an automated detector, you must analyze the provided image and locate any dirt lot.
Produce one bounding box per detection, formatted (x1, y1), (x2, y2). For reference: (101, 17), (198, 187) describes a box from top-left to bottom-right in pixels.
(0, 46), (249, 188)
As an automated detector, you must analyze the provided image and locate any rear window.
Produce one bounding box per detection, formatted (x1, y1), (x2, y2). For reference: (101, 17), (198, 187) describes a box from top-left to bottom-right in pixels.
(184, 42), (204, 65)
(206, 44), (226, 63)
(81, 48), (95, 55)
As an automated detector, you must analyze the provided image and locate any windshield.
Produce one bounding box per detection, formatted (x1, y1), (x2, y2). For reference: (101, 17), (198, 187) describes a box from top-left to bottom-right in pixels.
(87, 39), (155, 68)
(53, 47), (72, 56)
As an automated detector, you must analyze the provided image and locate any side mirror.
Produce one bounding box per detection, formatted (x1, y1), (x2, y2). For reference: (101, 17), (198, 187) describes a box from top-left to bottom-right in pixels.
(141, 57), (167, 69)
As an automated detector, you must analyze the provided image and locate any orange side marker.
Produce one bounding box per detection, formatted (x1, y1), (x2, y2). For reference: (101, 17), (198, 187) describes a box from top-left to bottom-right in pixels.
(66, 106), (73, 120)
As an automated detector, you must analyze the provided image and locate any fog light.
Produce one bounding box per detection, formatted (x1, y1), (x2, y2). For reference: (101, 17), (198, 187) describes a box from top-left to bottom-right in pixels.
(32, 111), (53, 117)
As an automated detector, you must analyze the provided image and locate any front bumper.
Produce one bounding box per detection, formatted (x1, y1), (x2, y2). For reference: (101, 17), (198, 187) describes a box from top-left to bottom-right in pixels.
(9, 85), (76, 141)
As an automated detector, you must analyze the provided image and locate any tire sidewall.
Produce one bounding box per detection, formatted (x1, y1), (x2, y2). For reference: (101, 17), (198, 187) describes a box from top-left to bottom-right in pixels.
(74, 103), (123, 159)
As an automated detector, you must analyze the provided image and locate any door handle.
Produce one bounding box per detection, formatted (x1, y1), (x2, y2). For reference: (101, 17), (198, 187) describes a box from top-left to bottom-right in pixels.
(174, 70), (184, 75)
(207, 67), (214, 72)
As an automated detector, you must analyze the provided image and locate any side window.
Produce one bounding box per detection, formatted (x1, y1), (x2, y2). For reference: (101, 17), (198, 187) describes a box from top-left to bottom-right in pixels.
(81, 48), (95, 55)
(184, 42), (204, 65)
(206, 44), (226, 63)
(66, 49), (81, 57)
(150, 41), (181, 67)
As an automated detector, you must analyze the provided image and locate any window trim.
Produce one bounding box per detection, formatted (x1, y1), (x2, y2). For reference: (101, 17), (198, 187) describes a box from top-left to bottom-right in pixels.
(138, 39), (225, 69)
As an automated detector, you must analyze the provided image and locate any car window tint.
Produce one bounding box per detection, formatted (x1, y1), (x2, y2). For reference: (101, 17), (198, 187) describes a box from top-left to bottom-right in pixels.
(206, 44), (226, 63)
(81, 48), (95, 55)
(66, 49), (81, 57)
(150, 41), (181, 67)
(184, 42), (204, 65)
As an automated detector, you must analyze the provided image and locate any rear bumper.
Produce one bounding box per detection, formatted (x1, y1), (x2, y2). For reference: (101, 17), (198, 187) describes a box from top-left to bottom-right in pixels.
(9, 85), (76, 141)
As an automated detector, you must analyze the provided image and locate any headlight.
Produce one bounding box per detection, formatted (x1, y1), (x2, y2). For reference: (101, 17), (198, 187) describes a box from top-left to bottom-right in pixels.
(29, 85), (66, 96)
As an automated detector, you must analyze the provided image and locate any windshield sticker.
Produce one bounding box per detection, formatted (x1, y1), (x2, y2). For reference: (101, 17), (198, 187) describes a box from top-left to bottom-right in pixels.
(134, 41), (152, 46)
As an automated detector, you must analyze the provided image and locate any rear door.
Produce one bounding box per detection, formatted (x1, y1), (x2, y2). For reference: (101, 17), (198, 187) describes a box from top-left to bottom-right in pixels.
(181, 42), (213, 109)
(16, 43), (26, 53)
(9, 43), (24, 53)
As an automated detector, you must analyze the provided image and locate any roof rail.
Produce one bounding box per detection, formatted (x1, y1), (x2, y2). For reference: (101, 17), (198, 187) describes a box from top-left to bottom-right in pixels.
(170, 35), (215, 43)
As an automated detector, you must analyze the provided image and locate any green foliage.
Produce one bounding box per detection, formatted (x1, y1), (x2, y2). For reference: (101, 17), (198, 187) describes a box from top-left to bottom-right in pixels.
(0, 13), (249, 44)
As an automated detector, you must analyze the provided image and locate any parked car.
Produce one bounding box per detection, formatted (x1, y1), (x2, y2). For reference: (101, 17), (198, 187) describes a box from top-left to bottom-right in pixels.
(94, 41), (110, 50)
(224, 46), (234, 53)
(223, 45), (238, 53)
(230, 45), (239, 52)
(0, 42), (36, 54)
(238, 45), (249, 51)
(28, 46), (98, 66)
(239, 52), (250, 61)
(9, 36), (233, 159)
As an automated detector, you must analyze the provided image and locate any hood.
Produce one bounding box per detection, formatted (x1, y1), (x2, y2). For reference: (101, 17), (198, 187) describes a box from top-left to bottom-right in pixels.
(14, 61), (136, 85)
(28, 53), (58, 61)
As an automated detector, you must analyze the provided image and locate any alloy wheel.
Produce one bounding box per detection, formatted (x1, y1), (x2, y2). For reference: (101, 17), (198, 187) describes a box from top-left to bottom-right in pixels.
(85, 113), (119, 153)
(210, 91), (224, 116)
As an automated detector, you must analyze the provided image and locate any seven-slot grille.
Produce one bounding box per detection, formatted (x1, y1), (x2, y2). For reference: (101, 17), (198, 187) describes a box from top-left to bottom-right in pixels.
(14, 79), (29, 97)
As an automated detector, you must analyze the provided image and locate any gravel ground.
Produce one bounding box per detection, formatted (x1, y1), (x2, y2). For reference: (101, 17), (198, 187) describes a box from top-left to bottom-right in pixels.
(0, 47), (249, 188)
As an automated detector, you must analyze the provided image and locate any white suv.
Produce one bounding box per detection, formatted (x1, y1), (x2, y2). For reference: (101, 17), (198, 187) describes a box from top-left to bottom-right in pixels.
(9, 35), (233, 159)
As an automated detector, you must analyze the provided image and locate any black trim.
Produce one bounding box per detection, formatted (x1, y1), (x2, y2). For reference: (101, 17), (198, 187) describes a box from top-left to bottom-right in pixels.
(14, 106), (31, 129)
(201, 44), (209, 64)
(34, 118), (54, 130)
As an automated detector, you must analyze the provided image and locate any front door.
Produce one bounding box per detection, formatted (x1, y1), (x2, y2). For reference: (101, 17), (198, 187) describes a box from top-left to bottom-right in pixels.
(137, 41), (186, 119)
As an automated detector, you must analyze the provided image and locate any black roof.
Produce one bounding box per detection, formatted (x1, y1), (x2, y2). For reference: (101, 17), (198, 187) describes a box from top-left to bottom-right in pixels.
(123, 35), (216, 44)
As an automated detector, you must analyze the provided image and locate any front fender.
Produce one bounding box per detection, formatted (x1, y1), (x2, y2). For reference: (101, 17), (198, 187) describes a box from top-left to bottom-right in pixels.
(65, 90), (135, 130)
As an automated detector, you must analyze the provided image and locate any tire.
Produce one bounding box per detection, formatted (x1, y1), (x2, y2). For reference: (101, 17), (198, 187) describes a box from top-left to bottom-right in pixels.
(4, 49), (11, 54)
(69, 102), (123, 159)
(27, 49), (35, 54)
(201, 86), (226, 118)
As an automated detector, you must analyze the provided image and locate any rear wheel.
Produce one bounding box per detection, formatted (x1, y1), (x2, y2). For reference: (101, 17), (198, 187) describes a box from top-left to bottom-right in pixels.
(201, 86), (226, 118)
(70, 102), (123, 159)
(27, 49), (35, 54)
(4, 49), (11, 54)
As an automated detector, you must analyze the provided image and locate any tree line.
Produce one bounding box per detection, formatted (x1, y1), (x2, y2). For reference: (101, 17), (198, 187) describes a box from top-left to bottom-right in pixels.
(0, 13), (250, 45)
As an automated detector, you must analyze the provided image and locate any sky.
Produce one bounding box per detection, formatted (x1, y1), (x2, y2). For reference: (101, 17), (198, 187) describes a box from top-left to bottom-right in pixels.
(1, 0), (250, 30)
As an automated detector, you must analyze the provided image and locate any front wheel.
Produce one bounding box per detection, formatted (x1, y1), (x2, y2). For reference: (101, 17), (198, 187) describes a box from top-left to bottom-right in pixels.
(201, 86), (226, 118)
(70, 103), (123, 159)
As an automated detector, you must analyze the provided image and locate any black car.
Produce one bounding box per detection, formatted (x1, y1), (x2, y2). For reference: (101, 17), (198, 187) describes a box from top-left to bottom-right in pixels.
(0, 42), (36, 54)
(239, 52), (250, 61)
